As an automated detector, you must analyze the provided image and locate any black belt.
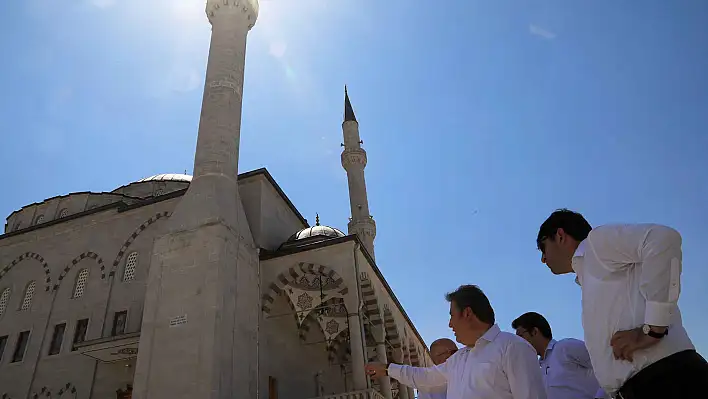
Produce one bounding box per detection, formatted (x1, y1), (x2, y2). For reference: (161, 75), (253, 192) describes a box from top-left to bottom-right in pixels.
(613, 350), (703, 399)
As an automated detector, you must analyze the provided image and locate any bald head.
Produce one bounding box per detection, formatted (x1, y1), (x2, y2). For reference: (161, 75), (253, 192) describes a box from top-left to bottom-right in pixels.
(430, 338), (458, 365)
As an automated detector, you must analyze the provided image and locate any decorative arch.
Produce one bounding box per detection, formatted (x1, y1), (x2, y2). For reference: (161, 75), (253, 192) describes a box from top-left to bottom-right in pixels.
(56, 382), (77, 397)
(55, 252), (105, 291)
(0, 252), (52, 292)
(408, 341), (421, 366)
(30, 386), (51, 399)
(383, 307), (402, 349)
(261, 261), (348, 316)
(109, 211), (171, 278)
(358, 274), (383, 327)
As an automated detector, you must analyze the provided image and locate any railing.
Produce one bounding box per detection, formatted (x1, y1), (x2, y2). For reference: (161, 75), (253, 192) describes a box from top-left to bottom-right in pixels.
(311, 388), (386, 399)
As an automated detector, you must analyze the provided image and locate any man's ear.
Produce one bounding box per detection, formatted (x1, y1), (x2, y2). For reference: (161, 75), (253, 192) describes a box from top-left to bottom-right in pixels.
(462, 307), (473, 320)
(556, 227), (566, 243)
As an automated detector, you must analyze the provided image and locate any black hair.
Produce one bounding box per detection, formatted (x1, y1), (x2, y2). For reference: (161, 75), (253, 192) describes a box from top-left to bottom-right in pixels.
(537, 209), (592, 252)
(445, 285), (495, 325)
(511, 312), (553, 339)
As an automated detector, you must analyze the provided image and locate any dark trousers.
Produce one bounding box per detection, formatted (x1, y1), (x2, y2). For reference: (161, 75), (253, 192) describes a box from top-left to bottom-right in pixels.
(617, 349), (708, 399)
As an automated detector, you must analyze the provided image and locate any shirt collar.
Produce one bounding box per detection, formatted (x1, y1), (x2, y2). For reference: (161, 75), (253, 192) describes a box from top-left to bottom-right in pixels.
(543, 339), (557, 359)
(572, 240), (586, 286)
(477, 324), (501, 345)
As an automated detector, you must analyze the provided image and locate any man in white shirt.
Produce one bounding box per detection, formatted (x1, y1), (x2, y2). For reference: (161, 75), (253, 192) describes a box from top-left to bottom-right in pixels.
(397, 338), (457, 399)
(536, 209), (708, 399)
(512, 311), (602, 399)
(364, 285), (547, 399)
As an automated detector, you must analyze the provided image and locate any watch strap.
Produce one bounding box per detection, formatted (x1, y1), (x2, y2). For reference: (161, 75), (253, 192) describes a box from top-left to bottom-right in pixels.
(647, 328), (668, 339)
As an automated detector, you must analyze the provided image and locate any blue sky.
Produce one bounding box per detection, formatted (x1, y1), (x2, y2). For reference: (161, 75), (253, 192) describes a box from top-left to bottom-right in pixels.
(1, 0), (707, 355)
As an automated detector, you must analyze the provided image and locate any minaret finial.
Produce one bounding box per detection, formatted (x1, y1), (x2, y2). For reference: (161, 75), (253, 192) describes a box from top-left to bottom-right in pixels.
(344, 85), (357, 122)
(315, 213), (320, 226)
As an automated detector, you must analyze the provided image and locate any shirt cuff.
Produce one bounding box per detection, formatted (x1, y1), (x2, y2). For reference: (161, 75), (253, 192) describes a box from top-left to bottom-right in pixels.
(388, 363), (403, 380)
(645, 301), (673, 327)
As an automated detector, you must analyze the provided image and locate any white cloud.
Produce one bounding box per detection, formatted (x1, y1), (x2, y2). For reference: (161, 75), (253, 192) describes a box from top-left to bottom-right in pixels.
(529, 24), (556, 40)
(89, 0), (116, 8)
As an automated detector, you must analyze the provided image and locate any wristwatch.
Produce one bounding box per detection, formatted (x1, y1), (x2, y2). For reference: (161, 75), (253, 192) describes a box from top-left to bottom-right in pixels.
(642, 324), (668, 339)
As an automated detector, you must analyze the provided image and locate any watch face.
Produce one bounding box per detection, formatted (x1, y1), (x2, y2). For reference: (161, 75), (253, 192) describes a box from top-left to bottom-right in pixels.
(642, 324), (650, 334)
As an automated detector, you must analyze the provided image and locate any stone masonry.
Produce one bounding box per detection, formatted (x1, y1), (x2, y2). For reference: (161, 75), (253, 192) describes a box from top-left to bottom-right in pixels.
(131, 1), (260, 398)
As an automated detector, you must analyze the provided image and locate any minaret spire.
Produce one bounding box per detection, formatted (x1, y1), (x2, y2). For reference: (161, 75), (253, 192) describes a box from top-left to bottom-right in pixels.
(344, 85), (357, 122)
(341, 87), (376, 258)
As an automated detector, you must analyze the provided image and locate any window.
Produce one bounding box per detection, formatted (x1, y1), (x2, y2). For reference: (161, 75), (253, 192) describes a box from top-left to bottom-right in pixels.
(73, 269), (89, 298)
(123, 252), (138, 282)
(0, 335), (7, 362)
(48, 323), (66, 356)
(12, 330), (30, 363)
(112, 311), (128, 336)
(0, 288), (10, 316)
(72, 319), (89, 348)
(35, 215), (45, 225)
(21, 281), (36, 311)
(58, 208), (69, 218)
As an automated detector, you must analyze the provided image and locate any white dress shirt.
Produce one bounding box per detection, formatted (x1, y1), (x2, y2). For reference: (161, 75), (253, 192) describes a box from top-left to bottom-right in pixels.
(540, 338), (601, 399)
(388, 324), (547, 399)
(572, 224), (695, 395)
(416, 386), (447, 399)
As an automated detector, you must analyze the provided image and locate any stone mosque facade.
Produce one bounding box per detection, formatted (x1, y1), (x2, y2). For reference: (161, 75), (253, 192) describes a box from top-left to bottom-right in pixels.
(0, 1), (431, 398)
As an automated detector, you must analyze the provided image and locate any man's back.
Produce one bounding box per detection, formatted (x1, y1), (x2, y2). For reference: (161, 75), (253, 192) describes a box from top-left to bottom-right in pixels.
(574, 224), (694, 392)
(541, 338), (600, 399)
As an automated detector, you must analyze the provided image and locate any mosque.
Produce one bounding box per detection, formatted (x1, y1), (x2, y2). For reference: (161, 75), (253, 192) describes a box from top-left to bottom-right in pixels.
(0, 1), (431, 398)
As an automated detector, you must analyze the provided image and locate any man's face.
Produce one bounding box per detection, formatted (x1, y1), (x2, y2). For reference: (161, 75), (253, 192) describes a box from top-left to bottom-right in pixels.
(448, 301), (474, 345)
(515, 327), (539, 348)
(516, 327), (541, 355)
(539, 231), (573, 275)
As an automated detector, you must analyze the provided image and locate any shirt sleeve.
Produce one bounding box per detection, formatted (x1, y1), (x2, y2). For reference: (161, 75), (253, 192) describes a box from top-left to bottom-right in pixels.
(587, 224), (682, 327)
(595, 387), (608, 398)
(503, 339), (548, 399)
(388, 362), (448, 389)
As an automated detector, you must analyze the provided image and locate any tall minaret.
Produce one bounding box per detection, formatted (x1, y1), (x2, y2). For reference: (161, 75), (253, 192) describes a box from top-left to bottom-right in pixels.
(341, 87), (377, 258)
(133, 1), (260, 398)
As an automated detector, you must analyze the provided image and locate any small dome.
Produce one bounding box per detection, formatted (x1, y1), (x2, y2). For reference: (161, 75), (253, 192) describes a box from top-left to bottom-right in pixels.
(288, 225), (346, 241)
(284, 214), (345, 246)
(136, 174), (192, 183)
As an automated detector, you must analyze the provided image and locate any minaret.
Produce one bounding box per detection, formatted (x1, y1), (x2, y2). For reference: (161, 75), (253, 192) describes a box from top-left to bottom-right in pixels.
(133, 1), (260, 398)
(341, 87), (377, 258)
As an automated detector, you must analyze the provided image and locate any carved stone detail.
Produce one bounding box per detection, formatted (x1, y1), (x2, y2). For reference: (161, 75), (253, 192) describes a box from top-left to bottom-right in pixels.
(341, 148), (367, 168)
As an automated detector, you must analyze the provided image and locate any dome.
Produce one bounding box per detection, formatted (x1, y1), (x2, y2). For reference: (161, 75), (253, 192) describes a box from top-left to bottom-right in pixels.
(284, 214), (345, 246)
(136, 174), (193, 183)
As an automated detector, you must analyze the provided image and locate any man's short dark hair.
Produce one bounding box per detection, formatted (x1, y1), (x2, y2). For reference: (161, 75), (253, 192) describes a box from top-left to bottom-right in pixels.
(511, 312), (553, 339)
(537, 209), (592, 251)
(445, 285), (495, 325)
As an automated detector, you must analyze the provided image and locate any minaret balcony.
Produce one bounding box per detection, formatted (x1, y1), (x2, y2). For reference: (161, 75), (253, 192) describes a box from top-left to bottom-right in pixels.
(341, 148), (367, 168)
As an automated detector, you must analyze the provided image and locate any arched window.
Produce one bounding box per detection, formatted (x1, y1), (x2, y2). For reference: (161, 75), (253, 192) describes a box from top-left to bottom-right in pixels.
(21, 281), (36, 311)
(73, 269), (89, 299)
(35, 215), (45, 225)
(58, 208), (69, 218)
(0, 288), (10, 316)
(123, 252), (138, 282)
